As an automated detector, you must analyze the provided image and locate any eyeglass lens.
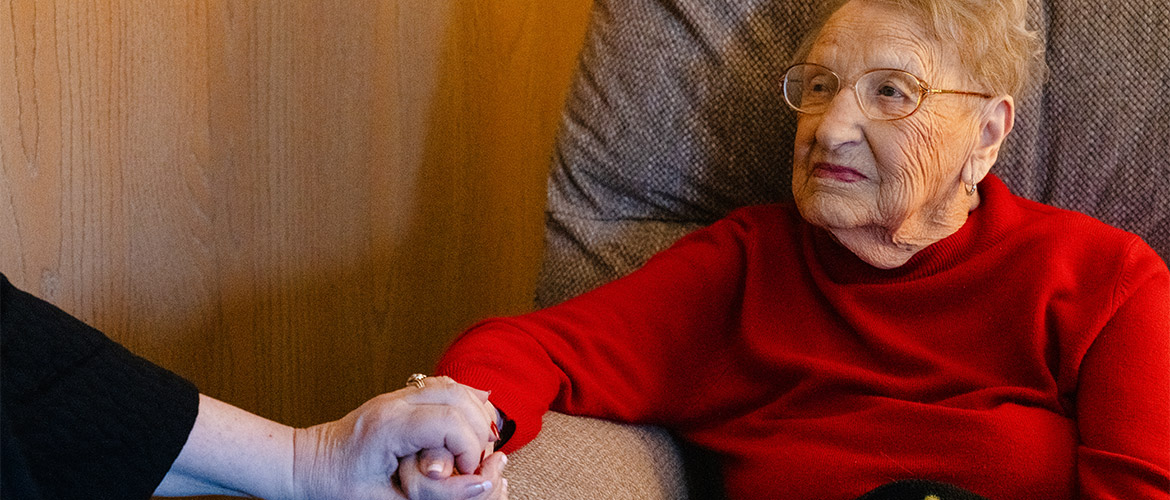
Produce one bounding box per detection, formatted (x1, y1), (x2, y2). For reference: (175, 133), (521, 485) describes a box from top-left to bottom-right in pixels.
(783, 64), (923, 120)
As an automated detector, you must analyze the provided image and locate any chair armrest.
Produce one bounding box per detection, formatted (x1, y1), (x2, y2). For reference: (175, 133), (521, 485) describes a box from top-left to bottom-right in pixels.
(505, 412), (688, 499)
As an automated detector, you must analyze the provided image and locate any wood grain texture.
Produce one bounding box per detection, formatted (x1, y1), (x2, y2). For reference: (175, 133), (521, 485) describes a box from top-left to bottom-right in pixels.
(1, 0), (592, 430)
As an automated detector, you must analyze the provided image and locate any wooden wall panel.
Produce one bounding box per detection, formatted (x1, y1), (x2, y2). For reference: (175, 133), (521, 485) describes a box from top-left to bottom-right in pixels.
(1, 0), (592, 429)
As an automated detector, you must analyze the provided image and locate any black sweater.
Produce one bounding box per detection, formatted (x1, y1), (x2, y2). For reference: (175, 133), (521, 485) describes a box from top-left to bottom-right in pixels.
(1, 274), (198, 500)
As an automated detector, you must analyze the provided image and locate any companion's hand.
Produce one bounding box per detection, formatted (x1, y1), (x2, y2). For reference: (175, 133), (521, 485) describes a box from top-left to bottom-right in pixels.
(291, 376), (499, 500)
(399, 449), (509, 500)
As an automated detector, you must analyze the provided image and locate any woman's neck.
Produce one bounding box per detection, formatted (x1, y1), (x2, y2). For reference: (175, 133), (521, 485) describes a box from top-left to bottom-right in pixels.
(829, 191), (981, 269)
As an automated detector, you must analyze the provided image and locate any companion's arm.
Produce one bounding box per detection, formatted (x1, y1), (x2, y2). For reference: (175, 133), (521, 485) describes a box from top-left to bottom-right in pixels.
(153, 394), (295, 498)
(157, 378), (503, 500)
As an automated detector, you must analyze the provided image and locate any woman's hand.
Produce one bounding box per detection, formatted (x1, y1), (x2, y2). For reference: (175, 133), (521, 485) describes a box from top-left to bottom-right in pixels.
(399, 449), (509, 500)
(292, 376), (500, 500)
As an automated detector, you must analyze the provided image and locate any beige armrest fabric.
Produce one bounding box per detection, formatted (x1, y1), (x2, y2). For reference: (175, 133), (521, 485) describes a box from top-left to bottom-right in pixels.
(505, 412), (688, 500)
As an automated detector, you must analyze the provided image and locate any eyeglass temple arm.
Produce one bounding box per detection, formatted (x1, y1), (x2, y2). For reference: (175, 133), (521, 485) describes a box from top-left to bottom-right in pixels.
(925, 88), (994, 98)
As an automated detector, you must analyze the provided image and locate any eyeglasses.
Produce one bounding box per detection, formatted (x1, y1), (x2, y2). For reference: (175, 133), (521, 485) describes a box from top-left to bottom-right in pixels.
(782, 63), (992, 121)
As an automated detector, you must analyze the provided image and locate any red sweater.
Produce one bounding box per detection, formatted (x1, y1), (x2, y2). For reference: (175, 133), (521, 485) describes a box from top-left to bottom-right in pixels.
(437, 175), (1170, 500)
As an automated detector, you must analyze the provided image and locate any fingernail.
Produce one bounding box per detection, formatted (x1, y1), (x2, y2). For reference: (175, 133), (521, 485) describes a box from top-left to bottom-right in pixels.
(425, 461), (444, 478)
(490, 421), (500, 441)
(469, 480), (493, 494)
(501, 453), (508, 465)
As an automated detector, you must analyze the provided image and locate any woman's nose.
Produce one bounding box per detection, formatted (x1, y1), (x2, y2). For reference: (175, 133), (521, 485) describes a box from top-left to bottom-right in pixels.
(814, 88), (866, 151)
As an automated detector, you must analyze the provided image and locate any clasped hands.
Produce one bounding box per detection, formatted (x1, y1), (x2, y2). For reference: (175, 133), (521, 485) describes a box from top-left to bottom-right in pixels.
(293, 376), (507, 500)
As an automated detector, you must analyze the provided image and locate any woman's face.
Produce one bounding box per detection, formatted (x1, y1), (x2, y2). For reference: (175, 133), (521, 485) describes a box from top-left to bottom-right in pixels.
(792, 0), (987, 267)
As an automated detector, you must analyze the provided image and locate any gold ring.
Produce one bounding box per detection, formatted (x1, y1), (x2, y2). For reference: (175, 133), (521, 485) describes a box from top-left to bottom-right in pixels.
(406, 373), (428, 389)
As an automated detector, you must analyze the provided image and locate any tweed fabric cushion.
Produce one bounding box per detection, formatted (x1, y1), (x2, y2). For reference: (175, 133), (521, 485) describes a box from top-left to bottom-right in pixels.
(535, 0), (1170, 307)
(537, 0), (807, 306)
(1035, 0), (1170, 253)
(505, 412), (688, 500)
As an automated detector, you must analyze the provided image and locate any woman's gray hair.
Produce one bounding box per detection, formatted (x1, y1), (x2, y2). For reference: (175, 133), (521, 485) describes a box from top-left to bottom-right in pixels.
(792, 0), (1048, 98)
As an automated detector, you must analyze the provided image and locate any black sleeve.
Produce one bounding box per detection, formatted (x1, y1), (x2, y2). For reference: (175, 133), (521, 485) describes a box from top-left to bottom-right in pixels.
(1, 274), (199, 500)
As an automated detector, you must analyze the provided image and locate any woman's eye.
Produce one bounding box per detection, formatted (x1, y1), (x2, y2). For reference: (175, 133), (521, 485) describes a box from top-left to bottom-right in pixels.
(877, 84), (904, 98)
(808, 76), (831, 91)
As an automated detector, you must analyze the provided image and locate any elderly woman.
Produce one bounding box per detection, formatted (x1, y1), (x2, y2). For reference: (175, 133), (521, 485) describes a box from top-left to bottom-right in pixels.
(425, 0), (1170, 498)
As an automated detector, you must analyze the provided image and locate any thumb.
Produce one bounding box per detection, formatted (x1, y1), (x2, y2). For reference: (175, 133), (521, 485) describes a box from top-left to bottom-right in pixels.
(398, 453), (496, 500)
(417, 448), (455, 480)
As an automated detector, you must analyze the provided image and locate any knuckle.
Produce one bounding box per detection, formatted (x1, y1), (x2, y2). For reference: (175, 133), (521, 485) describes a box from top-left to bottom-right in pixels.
(435, 404), (460, 422)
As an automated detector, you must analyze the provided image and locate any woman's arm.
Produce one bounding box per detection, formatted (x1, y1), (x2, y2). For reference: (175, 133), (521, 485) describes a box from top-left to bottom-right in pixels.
(1075, 245), (1170, 498)
(157, 377), (503, 499)
(436, 212), (767, 452)
(153, 395), (294, 498)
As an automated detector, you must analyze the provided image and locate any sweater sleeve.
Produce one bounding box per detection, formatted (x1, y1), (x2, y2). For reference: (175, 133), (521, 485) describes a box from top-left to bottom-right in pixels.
(436, 214), (758, 452)
(0, 274), (200, 500)
(1074, 242), (1170, 499)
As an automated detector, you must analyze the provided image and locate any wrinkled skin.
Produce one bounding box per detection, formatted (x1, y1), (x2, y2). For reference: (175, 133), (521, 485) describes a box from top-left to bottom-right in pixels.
(792, 0), (1014, 268)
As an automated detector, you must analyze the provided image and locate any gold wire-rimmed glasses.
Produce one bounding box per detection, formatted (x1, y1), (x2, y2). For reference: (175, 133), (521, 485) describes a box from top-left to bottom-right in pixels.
(782, 62), (993, 121)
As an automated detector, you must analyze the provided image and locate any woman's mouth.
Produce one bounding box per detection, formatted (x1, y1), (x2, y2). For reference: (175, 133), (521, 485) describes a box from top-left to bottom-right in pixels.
(813, 163), (867, 183)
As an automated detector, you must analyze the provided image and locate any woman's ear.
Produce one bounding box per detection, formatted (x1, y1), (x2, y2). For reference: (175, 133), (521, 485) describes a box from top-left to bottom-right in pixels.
(964, 95), (1014, 186)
